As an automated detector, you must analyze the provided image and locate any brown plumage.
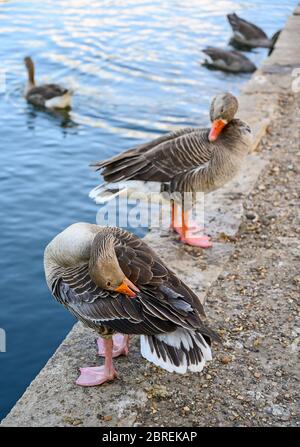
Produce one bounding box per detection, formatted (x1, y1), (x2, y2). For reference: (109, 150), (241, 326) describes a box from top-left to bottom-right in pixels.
(202, 47), (256, 73)
(24, 56), (72, 108)
(44, 223), (220, 378)
(90, 92), (252, 248)
(91, 92), (252, 197)
(227, 13), (280, 50)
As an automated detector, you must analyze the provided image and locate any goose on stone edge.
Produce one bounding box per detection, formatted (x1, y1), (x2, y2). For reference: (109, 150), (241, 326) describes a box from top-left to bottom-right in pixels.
(44, 223), (221, 386)
(90, 92), (252, 248)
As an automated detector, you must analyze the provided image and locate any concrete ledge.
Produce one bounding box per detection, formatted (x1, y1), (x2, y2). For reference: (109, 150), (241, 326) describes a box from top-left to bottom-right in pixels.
(2, 4), (300, 427)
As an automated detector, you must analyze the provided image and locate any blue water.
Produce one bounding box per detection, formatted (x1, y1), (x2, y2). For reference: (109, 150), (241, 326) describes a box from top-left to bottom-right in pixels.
(0, 0), (296, 420)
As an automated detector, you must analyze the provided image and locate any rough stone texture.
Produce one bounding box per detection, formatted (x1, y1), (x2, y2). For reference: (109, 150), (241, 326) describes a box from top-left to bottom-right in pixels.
(145, 153), (267, 307)
(1, 4), (300, 427)
(0, 323), (148, 427)
(135, 93), (300, 427)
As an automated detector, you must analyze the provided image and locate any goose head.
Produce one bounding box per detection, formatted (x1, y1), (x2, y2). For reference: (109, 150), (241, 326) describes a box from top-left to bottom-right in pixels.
(89, 232), (140, 297)
(24, 56), (34, 70)
(209, 92), (238, 142)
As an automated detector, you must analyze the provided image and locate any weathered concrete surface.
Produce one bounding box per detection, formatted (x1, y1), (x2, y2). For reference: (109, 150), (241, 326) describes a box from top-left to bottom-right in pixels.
(1, 4), (300, 427)
(145, 153), (267, 307)
(136, 93), (300, 426)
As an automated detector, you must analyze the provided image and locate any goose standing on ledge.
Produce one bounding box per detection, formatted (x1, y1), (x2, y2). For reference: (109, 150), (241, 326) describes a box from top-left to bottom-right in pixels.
(227, 13), (280, 50)
(24, 56), (72, 108)
(90, 92), (252, 248)
(44, 223), (220, 386)
(202, 47), (256, 73)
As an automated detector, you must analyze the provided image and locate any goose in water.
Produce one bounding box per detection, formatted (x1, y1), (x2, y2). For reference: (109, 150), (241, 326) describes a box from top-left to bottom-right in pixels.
(202, 47), (256, 73)
(44, 223), (220, 386)
(90, 92), (252, 248)
(227, 13), (280, 50)
(24, 56), (72, 108)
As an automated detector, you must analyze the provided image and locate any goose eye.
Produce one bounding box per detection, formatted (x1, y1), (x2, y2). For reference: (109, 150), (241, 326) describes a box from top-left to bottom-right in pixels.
(106, 281), (111, 287)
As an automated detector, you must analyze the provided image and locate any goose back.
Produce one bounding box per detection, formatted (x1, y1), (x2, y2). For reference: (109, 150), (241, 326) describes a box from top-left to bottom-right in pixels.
(202, 47), (256, 73)
(44, 223), (221, 339)
(227, 13), (272, 48)
(44, 222), (98, 287)
(45, 223), (221, 372)
(26, 84), (71, 108)
(92, 120), (251, 194)
(24, 57), (72, 108)
(228, 13), (268, 40)
(171, 119), (252, 193)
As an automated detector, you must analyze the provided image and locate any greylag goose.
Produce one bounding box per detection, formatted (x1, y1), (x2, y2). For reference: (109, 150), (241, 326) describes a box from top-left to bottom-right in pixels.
(24, 56), (72, 108)
(44, 223), (220, 386)
(202, 47), (256, 73)
(90, 92), (252, 248)
(227, 13), (280, 50)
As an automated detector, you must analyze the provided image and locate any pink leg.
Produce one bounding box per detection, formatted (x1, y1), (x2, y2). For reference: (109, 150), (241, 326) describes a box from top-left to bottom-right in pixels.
(171, 204), (212, 248)
(76, 338), (118, 387)
(180, 223), (212, 248)
(97, 334), (130, 358)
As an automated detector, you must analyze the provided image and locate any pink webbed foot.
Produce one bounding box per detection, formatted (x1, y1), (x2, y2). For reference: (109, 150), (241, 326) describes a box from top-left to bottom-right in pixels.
(97, 334), (129, 358)
(170, 203), (212, 248)
(171, 224), (212, 248)
(76, 365), (118, 387)
(180, 233), (212, 248)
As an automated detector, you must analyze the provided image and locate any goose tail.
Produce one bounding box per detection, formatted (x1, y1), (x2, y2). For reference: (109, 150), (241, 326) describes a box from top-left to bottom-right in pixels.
(227, 12), (240, 31)
(89, 179), (164, 204)
(45, 91), (72, 109)
(89, 183), (128, 204)
(140, 328), (213, 374)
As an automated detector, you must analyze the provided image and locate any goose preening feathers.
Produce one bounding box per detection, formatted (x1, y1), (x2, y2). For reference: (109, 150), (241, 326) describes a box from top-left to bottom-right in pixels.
(44, 223), (220, 386)
(227, 13), (280, 50)
(202, 47), (256, 73)
(90, 92), (252, 248)
(24, 56), (72, 108)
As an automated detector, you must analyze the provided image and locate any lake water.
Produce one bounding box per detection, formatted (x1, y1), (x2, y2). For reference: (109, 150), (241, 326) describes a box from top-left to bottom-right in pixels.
(0, 0), (296, 420)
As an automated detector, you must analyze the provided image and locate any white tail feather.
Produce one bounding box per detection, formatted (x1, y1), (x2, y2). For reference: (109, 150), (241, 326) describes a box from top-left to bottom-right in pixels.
(89, 181), (163, 204)
(140, 328), (212, 374)
(89, 183), (129, 204)
(45, 92), (72, 109)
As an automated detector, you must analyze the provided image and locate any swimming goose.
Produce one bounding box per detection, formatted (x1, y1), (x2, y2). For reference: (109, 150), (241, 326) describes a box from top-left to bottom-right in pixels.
(90, 92), (252, 248)
(227, 13), (280, 50)
(24, 56), (72, 108)
(202, 47), (256, 73)
(44, 222), (220, 386)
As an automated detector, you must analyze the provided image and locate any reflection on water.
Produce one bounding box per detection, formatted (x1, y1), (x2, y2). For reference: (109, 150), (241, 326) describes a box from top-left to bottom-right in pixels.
(26, 107), (77, 130)
(0, 0), (296, 419)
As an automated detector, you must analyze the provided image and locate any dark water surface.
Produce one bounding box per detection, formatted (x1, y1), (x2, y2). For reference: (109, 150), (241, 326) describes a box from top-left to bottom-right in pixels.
(0, 0), (296, 419)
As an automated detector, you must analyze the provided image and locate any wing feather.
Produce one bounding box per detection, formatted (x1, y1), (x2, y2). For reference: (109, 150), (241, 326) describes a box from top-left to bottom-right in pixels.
(49, 227), (219, 340)
(92, 128), (213, 184)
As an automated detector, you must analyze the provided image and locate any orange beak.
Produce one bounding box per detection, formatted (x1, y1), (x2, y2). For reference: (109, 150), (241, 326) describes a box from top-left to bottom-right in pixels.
(115, 277), (140, 298)
(208, 119), (227, 142)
